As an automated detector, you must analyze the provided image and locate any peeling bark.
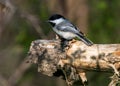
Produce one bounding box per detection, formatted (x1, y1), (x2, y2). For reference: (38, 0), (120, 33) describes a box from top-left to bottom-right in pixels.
(27, 39), (120, 86)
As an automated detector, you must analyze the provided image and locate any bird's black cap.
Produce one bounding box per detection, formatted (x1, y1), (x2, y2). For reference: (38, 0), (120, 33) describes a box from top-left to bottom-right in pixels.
(48, 14), (65, 21)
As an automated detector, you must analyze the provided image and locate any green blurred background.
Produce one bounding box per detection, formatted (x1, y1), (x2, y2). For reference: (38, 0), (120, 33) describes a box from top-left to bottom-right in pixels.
(0, 0), (120, 86)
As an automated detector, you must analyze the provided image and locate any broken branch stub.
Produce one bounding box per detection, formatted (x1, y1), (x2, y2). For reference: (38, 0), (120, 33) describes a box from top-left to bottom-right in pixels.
(28, 40), (66, 76)
(27, 39), (120, 86)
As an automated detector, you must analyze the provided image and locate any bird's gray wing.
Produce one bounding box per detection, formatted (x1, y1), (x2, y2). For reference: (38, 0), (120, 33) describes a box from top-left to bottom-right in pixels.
(56, 22), (84, 36)
(56, 23), (79, 33)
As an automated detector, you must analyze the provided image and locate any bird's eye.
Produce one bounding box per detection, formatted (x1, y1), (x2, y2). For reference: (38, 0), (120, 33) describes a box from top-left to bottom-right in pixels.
(49, 22), (55, 27)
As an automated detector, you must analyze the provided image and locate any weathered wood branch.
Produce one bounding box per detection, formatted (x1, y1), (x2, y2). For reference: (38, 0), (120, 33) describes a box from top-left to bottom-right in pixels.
(27, 39), (120, 86)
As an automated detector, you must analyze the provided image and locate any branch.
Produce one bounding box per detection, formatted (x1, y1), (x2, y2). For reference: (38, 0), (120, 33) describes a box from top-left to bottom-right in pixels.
(27, 39), (120, 86)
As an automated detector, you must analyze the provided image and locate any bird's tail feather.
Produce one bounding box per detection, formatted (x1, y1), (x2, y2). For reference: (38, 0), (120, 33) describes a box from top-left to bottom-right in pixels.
(77, 34), (93, 46)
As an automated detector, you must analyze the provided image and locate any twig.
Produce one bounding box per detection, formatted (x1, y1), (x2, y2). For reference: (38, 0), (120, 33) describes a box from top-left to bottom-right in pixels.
(20, 12), (46, 38)
(8, 58), (31, 86)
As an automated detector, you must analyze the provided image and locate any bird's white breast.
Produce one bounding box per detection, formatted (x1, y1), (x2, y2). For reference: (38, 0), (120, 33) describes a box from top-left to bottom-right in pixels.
(53, 28), (76, 39)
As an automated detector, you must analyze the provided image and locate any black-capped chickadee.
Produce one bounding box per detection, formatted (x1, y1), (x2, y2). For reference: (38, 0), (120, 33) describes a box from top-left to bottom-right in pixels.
(47, 14), (93, 46)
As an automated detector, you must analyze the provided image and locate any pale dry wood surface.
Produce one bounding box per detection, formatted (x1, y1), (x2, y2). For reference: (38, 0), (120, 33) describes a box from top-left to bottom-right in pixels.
(28, 39), (120, 86)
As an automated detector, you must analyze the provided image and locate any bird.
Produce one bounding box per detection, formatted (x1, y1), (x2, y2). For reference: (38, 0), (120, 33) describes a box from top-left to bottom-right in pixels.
(47, 14), (93, 46)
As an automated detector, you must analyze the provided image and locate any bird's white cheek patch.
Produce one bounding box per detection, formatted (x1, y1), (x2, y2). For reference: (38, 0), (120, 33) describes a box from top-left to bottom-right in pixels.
(51, 18), (64, 24)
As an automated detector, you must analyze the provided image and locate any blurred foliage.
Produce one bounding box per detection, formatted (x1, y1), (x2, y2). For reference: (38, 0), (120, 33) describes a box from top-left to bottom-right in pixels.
(0, 0), (120, 86)
(89, 0), (120, 43)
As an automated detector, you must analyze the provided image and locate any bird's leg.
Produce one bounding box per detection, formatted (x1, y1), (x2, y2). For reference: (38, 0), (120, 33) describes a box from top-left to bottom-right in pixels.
(60, 38), (69, 52)
(55, 35), (67, 52)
